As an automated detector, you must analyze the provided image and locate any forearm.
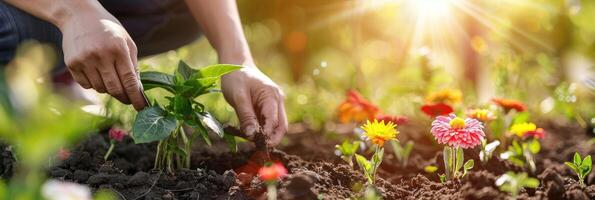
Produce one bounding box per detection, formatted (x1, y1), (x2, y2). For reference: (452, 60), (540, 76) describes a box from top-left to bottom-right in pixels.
(4, 0), (106, 29)
(183, 0), (253, 65)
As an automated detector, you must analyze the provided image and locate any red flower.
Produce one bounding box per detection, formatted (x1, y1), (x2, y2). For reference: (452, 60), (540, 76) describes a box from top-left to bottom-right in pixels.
(108, 127), (127, 142)
(58, 147), (71, 161)
(258, 162), (288, 182)
(421, 103), (454, 117)
(523, 128), (545, 140)
(491, 98), (526, 112)
(337, 90), (380, 123)
(376, 114), (409, 125)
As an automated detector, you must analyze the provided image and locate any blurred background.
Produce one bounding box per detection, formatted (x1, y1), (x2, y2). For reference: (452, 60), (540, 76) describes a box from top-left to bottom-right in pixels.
(135, 0), (594, 130)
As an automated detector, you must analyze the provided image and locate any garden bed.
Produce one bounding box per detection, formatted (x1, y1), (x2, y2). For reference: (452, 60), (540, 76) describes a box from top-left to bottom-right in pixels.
(1, 119), (593, 200)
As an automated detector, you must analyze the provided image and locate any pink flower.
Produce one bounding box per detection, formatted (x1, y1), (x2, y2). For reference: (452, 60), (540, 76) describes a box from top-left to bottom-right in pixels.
(58, 147), (71, 161)
(431, 114), (485, 149)
(108, 127), (127, 142)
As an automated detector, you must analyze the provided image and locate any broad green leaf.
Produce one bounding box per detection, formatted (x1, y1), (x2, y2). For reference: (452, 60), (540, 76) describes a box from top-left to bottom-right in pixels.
(173, 95), (192, 117)
(143, 83), (175, 93)
(581, 155), (592, 175)
(443, 147), (453, 175)
(198, 112), (224, 138)
(140, 71), (175, 89)
(455, 147), (464, 172)
(464, 160), (474, 175)
(194, 64), (242, 79)
(177, 61), (197, 80)
(132, 106), (177, 144)
(574, 152), (582, 165)
(355, 154), (372, 171)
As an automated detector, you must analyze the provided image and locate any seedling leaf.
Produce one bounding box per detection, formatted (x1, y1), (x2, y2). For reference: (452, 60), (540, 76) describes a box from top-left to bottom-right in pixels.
(140, 71), (175, 92)
(132, 106), (177, 144)
(573, 152), (581, 165)
(198, 112), (224, 138)
(194, 64), (242, 79)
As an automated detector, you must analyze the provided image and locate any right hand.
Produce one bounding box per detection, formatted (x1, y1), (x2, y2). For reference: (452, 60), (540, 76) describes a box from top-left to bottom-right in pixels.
(59, 9), (147, 110)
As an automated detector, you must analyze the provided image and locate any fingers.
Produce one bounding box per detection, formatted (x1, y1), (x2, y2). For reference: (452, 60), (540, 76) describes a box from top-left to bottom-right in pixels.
(69, 68), (92, 89)
(256, 89), (279, 143)
(82, 61), (106, 93)
(114, 44), (148, 111)
(270, 97), (288, 146)
(233, 91), (259, 139)
(98, 58), (130, 104)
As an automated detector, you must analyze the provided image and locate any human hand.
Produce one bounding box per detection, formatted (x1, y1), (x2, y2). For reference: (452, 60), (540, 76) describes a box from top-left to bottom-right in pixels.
(221, 66), (288, 146)
(59, 9), (147, 110)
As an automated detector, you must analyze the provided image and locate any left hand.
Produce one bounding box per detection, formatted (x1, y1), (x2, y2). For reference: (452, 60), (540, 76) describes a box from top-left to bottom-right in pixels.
(221, 65), (288, 146)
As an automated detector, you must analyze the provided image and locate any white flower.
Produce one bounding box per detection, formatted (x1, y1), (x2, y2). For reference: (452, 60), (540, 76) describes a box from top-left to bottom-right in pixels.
(42, 179), (92, 200)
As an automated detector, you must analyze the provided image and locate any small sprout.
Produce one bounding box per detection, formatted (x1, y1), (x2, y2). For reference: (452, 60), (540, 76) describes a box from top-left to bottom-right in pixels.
(389, 140), (414, 167)
(479, 139), (500, 164)
(431, 114), (485, 180)
(258, 162), (288, 200)
(355, 120), (399, 184)
(496, 172), (539, 199)
(500, 140), (540, 173)
(104, 127), (128, 161)
(564, 152), (592, 186)
(335, 140), (361, 167)
(337, 90), (380, 123)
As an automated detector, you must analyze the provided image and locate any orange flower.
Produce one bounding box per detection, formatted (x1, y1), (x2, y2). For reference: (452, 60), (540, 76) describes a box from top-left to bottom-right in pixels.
(421, 103), (454, 117)
(337, 90), (379, 123)
(491, 98), (526, 112)
(466, 109), (496, 122)
(425, 89), (462, 105)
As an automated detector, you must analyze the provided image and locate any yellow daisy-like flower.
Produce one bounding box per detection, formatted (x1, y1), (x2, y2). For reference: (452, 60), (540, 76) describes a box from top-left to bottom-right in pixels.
(425, 89), (463, 105)
(510, 122), (537, 137)
(361, 120), (399, 146)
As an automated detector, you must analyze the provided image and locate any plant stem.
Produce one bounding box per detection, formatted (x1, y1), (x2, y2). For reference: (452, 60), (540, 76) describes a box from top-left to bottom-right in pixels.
(267, 184), (277, 200)
(451, 147), (457, 179)
(180, 126), (191, 168)
(154, 140), (163, 169)
(104, 141), (115, 161)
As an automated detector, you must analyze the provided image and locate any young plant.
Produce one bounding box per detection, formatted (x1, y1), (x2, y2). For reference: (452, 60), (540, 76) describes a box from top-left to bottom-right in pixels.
(564, 152), (592, 186)
(479, 139), (500, 164)
(389, 140), (413, 167)
(335, 140), (361, 167)
(132, 61), (241, 173)
(431, 114), (484, 180)
(355, 120), (399, 184)
(104, 127), (126, 160)
(495, 171), (539, 199)
(500, 122), (544, 173)
(258, 162), (288, 200)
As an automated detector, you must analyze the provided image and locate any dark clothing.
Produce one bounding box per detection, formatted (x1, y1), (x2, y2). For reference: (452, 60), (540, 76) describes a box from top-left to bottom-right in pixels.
(0, 0), (201, 70)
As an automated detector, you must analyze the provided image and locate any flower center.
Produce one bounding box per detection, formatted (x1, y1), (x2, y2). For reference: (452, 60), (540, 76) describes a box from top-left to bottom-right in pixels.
(449, 117), (466, 129)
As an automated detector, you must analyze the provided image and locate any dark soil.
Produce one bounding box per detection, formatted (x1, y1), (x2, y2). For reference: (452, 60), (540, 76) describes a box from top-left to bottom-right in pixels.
(1, 119), (594, 199)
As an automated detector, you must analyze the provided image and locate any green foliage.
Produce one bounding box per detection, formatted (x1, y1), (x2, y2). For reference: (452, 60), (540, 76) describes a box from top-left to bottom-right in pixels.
(564, 152), (592, 186)
(335, 140), (361, 167)
(132, 60), (241, 172)
(390, 140), (413, 167)
(355, 148), (384, 184)
(496, 172), (539, 199)
(480, 139), (501, 164)
(500, 140), (540, 173)
(442, 146), (473, 180)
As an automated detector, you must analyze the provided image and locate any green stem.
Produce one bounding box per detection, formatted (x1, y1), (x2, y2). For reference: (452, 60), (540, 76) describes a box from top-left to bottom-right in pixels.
(104, 141), (115, 161)
(451, 147), (457, 179)
(154, 140), (163, 169)
(180, 126), (191, 168)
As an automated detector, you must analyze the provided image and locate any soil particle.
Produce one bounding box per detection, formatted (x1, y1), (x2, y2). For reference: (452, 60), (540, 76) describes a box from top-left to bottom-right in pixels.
(73, 170), (92, 182)
(538, 167), (565, 199)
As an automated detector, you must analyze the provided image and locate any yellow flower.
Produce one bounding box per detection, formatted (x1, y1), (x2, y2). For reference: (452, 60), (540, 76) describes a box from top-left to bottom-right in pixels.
(425, 89), (462, 105)
(510, 122), (537, 137)
(361, 120), (399, 146)
(466, 109), (495, 122)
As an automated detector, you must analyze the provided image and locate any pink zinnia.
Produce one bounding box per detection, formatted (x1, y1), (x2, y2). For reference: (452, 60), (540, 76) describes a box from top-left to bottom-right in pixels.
(108, 127), (127, 142)
(431, 114), (485, 149)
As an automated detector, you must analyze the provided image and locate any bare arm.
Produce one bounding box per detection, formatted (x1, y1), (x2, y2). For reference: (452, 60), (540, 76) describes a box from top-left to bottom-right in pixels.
(184, 0), (288, 145)
(4, 0), (148, 110)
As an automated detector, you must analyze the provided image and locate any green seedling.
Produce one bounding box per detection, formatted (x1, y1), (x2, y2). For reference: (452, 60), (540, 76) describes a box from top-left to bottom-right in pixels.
(132, 61), (241, 173)
(442, 146), (474, 180)
(390, 140), (413, 167)
(495, 171), (539, 199)
(500, 140), (540, 173)
(479, 139), (500, 164)
(564, 152), (592, 186)
(355, 147), (384, 184)
(335, 140), (361, 167)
